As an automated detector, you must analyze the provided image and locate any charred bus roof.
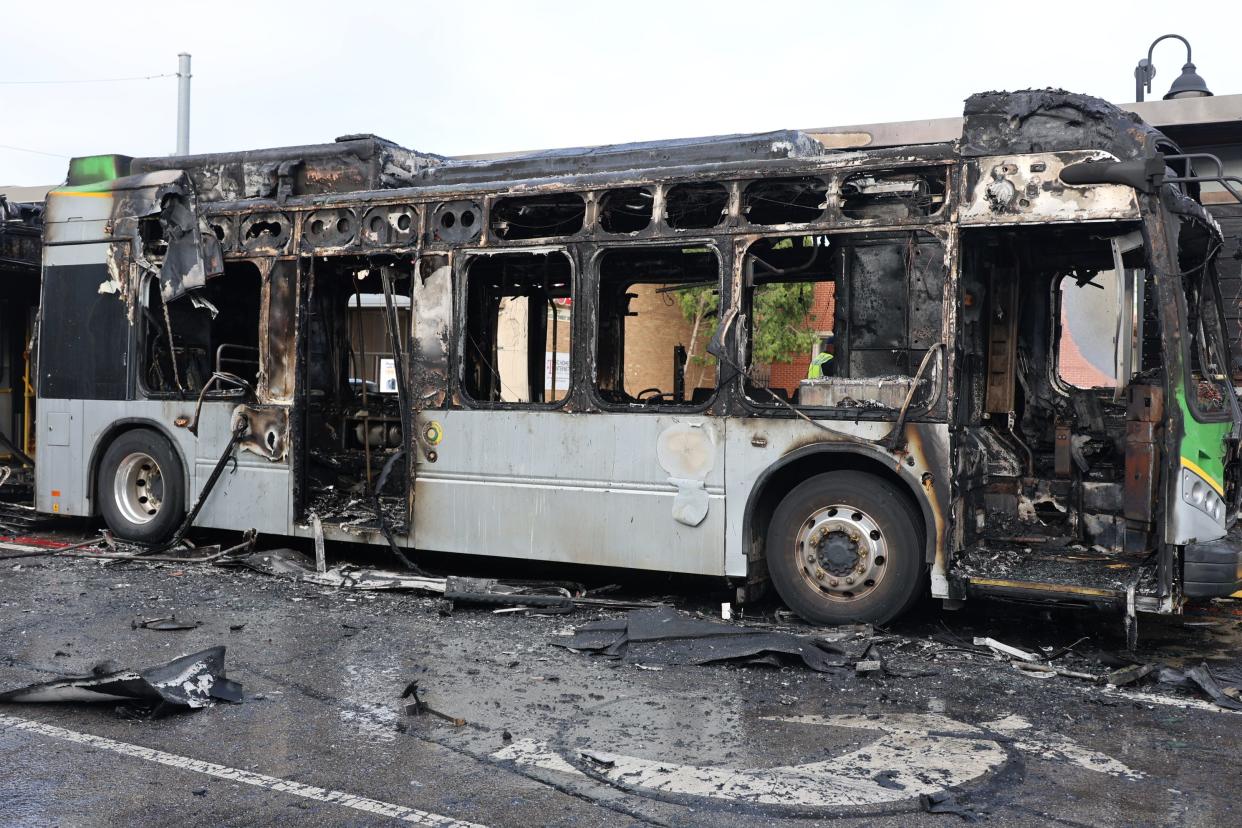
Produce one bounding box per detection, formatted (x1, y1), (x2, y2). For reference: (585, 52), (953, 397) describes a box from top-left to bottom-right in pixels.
(59, 90), (1198, 222)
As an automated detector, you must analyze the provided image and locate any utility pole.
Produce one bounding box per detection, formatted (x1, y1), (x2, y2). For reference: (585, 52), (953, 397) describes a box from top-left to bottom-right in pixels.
(176, 53), (192, 155)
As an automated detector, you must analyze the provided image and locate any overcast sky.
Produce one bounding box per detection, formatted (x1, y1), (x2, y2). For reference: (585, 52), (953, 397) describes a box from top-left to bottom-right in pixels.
(3, 0), (1240, 185)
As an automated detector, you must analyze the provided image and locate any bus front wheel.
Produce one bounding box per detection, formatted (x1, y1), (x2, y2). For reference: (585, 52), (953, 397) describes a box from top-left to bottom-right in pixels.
(97, 429), (186, 544)
(766, 471), (923, 625)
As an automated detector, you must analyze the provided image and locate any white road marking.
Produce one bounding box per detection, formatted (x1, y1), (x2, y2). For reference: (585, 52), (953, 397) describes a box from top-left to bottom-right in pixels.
(492, 738), (585, 777)
(982, 715), (1143, 780)
(0, 713), (486, 827)
(495, 713), (1010, 808)
(492, 711), (1147, 809)
(1098, 685), (1242, 714)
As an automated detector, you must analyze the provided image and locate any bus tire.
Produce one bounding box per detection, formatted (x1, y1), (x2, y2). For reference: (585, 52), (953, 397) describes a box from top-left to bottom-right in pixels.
(766, 471), (923, 626)
(97, 429), (186, 544)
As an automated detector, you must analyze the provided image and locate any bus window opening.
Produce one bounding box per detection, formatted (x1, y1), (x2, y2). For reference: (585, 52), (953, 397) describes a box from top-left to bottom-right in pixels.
(743, 234), (944, 409)
(596, 246), (719, 407)
(463, 252), (573, 404)
(141, 261), (262, 395)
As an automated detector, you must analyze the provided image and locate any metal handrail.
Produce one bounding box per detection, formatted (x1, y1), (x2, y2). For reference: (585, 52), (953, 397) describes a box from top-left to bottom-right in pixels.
(1162, 152), (1242, 207)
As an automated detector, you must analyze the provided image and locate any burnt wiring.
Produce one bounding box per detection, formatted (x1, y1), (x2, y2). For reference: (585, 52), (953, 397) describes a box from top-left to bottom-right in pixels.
(142, 418), (249, 554)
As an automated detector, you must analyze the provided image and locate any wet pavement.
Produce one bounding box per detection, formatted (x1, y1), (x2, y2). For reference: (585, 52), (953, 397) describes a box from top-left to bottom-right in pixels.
(1, 531), (1240, 827)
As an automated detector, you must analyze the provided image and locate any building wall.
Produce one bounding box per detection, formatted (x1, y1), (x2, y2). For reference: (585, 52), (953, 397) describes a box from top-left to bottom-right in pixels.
(622, 284), (716, 397)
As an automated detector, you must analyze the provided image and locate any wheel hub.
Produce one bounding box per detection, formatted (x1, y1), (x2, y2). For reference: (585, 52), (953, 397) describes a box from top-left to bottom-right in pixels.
(113, 452), (164, 526)
(815, 529), (862, 576)
(796, 505), (889, 602)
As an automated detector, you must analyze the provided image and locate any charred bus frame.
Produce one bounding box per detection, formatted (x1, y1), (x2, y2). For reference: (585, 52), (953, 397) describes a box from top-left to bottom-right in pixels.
(33, 91), (1242, 625)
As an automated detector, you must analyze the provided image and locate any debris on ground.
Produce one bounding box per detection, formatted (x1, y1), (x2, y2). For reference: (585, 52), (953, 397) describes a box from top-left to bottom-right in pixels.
(919, 790), (985, 821)
(131, 616), (201, 631)
(1106, 663), (1157, 686)
(973, 637), (1039, 662)
(401, 680), (466, 726)
(225, 547), (657, 613)
(226, 548), (447, 592)
(552, 606), (873, 672)
(0, 646), (242, 713)
(855, 658), (883, 676)
(1157, 661), (1242, 711)
(1013, 662), (1100, 681)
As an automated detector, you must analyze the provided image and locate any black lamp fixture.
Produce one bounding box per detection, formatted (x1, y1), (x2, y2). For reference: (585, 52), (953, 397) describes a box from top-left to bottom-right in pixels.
(1135, 34), (1213, 102)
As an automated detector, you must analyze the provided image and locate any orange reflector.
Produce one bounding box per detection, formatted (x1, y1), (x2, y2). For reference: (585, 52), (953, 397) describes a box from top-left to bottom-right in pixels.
(50, 490), (61, 497)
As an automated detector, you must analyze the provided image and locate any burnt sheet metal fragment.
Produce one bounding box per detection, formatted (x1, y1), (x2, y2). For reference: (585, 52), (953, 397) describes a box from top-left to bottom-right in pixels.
(1106, 663), (1157, 687)
(1160, 662), (1242, 711)
(226, 547), (445, 592)
(131, 616), (201, 631)
(919, 790), (983, 822)
(0, 646), (241, 711)
(444, 576), (573, 609)
(552, 607), (871, 672)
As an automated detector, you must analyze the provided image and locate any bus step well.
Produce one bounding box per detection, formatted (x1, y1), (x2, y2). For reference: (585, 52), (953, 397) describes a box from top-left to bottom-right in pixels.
(952, 544), (1153, 610)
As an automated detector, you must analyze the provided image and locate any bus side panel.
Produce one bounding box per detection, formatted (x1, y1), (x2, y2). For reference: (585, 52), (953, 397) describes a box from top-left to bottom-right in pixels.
(412, 409), (726, 576)
(724, 418), (951, 587)
(35, 247), (132, 516)
(189, 401), (294, 536)
(35, 398), (86, 516)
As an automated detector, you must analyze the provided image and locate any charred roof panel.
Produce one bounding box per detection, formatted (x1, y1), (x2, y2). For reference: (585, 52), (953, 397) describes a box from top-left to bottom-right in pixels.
(961, 89), (1167, 161)
(411, 130), (829, 188)
(130, 135), (444, 203)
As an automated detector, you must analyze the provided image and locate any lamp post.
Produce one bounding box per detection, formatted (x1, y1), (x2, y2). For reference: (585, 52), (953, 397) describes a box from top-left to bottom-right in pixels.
(1135, 34), (1212, 102)
(176, 53), (192, 155)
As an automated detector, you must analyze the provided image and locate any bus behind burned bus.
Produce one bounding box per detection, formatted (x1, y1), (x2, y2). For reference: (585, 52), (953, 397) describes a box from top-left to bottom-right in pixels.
(34, 90), (1242, 625)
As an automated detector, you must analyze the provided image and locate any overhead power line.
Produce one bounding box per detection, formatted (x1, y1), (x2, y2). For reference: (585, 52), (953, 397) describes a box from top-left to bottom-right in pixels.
(0, 72), (176, 85)
(0, 144), (69, 159)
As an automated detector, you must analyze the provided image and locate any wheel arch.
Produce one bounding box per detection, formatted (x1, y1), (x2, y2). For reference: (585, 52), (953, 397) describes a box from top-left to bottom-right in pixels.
(87, 419), (190, 516)
(742, 444), (935, 575)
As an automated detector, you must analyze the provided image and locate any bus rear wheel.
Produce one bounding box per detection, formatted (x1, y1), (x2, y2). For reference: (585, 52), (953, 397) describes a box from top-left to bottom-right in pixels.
(767, 471), (923, 625)
(98, 429), (185, 544)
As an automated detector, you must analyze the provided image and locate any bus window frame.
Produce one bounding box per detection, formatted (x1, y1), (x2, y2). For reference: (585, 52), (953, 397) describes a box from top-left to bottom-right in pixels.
(455, 246), (577, 411)
(134, 271), (252, 402)
(1172, 215), (1236, 425)
(736, 228), (948, 418)
(587, 239), (725, 415)
(1046, 229), (1147, 397)
(1182, 258), (1236, 424)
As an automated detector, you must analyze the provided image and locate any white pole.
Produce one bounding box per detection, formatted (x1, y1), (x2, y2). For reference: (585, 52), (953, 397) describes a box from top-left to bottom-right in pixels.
(176, 53), (192, 155)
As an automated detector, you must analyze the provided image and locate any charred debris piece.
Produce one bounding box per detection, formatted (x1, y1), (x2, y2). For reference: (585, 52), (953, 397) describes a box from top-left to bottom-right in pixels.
(224, 547), (659, 612)
(552, 606), (873, 672)
(0, 646), (241, 714)
(132, 615), (201, 631)
(401, 680), (465, 726)
(955, 629), (1242, 711)
(1152, 661), (1242, 711)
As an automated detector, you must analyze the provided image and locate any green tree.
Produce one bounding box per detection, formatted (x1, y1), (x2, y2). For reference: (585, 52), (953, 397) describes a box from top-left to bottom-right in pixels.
(750, 282), (817, 364)
(673, 282), (817, 370)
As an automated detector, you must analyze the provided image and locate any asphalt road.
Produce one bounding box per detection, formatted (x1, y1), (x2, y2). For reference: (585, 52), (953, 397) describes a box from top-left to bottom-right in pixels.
(1, 538), (1239, 827)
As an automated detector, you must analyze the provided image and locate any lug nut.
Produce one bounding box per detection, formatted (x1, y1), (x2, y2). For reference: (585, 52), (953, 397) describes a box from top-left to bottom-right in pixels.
(829, 578), (839, 587)
(845, 577), (855, 585)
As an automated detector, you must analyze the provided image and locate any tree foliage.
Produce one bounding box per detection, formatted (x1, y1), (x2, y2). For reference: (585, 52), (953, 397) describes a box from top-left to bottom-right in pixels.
(673, 282), (817, 367)
(750, 282), (817, 364)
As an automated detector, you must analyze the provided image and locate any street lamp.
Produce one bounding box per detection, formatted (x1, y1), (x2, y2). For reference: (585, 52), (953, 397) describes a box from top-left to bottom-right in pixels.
(1135, 34), (1212, 102)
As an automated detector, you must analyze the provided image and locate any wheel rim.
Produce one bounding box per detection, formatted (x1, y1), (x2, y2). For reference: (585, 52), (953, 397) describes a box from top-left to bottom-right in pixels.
(794, 503), (889, 602)
(112, 452), (164, 525)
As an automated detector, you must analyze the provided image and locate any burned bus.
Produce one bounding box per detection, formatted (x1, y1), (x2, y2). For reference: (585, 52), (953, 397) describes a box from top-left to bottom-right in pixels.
(33, 90), (1242, 625)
